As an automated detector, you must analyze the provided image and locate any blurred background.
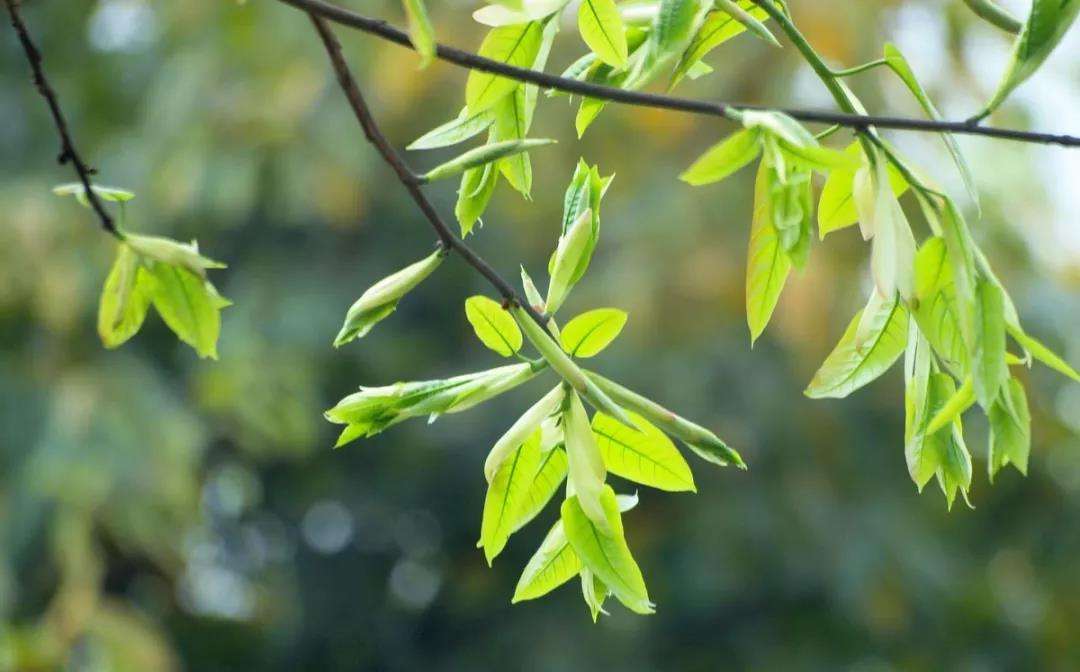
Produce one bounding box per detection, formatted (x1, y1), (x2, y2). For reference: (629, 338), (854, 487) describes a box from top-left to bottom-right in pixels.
(1, 0), (1078, 669)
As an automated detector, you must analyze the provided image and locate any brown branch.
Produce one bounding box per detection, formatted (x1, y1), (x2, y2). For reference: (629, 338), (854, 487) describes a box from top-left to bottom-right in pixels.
(277, 0), (1080, 149)
(307, 15), (550, 330)
(4, 0), (119, 237)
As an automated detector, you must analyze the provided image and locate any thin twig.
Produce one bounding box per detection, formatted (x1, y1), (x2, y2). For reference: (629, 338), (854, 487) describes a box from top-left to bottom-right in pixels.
(4, 0), (119, 237)
(276, 0), (1080, 148)
(307, 15), (550, 330)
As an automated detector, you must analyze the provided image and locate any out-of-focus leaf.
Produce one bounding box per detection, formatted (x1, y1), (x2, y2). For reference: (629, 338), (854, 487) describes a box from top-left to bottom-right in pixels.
(145, 262), (230, 360)
(98, 244), (152, 349)
(989, 376), (1031, 480)
(401, 0), (436, 67)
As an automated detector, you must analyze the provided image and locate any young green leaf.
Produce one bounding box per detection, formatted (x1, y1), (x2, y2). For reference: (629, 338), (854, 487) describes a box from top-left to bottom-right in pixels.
(466, 22), (546, 113)
(401, 0), (436, 68)
(858, 157), (916, 300)
(980, 0), (1080, 116)
(422, 139), (555, 182)
(145, 261), (231, 360)
(564, 390), (609, 531)
(973, 277), (1008, 409)
(492, 90), (534, 196)
(580, 568), (610, 622)
(585, 370), (745, 469)
(561, 485), (653, 614)
(913, 237), (968, 375)
(805, 293), (909, 399)
(882, 44), (979, 210)
(593, 411), (696, 492)
(989, 376), (1031, 480)
(904, 327), (935, 490)
(546, 209), (594, 314)
(671, 0), (770, 86)
(334, 249), (444, 346)
(936, 414), (973, 510)
(924, 377), (976, 437)
(456, 163), (499, 237)
(511, 446), (569, 533)
(465, 295), (523, 357)
(1008, 326), (1080, 383)
(630, 0), (712, 88)
(560, 308), (628, 358)
(680, 129), (763, 186)
(746, 162), (792, 345)
(480, 430), (543, 564)
(485, 385), (564, 482)
(98, 243), (152, 349)
(408, 108), (495, 151)
(962, 0), (1022, 33)
(578, 0), (629, 68)
(906, 372), (959, 492)
(53, 182), (135, 206)
(125, 234), (226, 279)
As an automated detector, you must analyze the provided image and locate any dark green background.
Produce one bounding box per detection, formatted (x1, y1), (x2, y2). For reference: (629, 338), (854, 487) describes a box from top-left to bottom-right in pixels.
(2, 0), (1079, 669)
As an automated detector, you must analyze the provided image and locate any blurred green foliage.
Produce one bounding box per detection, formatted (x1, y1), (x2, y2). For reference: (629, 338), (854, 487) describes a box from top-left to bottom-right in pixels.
(1, 0), (1079, 669)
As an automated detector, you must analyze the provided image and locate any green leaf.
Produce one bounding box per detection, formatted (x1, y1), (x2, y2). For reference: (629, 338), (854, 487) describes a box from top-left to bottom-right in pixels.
(593, 411), (696, 492)
(1008, 326), (1080, 382)
(511, 490), (638, 605)
(466, 22), (546, 113)
(456, 163), (499, 237)
(422, 139), (555, 182)
(630, 0), (712, 88)
(560, 308), (628, 358)
(485, 386), (564, 481)
(97, 244), (153, 349)
(335, 250), (444, 346)
(672, 0), (769, 86)
(578, 0), (629, 67)
(53, 182), (135, 205)
(973, 277), (1008, 409)
(480, 431), (543, 564)
(912, 237), (967, 375)
(904, 326), (935, 489)
(818, 143), (907, 238)
(805, 293), (909, 399)
(546, 209), (594, 314)
(746, 162), (792, 345)
(491, 90), (534, 196)
(858, 157), (916, 300)
(768, 166), (813, 270)
(124, 234), (226, 278)
(511, 446), (569, 533)
(401, 0), (436, 67)
(906, 372), (957, 492)
(564, 390), (609, 530)
(936, 414), (973, 510)
(924, 377), (976, 437)
(580, 568), (610, 621)
(882, 44), (979, 210)
(465, 295), (523, 357)
(989, 376), (1031, 480)
(145, 262), (230, 360)
(561, 485), (653, 614)
(981, 0), (1080, 115)
(680, 129), (762, 186)
(512, 519), (582, 603)
(408, 108), (495, 151)
(474, 0), (570, 27)
(961, 0), (1023, 33)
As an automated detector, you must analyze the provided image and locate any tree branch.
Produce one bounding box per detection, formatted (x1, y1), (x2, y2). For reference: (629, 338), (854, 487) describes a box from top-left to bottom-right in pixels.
(306, 15), (551, 330)
(4, 0), (119, 237)
(276, 0), (1080, 149)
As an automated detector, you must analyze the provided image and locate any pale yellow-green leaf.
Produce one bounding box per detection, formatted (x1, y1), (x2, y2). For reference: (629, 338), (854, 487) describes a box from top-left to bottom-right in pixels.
(592, 411), (696, 492)
(560, 308), (628, 358)
(465, 295), (523, 357)
(145, 262), (230, 360)
(1009, 326), (1080, 382)
(511, 519), (582, 603)
(466, 22), (545, 113)
(401, 0), (436, 67)
(679, 129), (762, 186)
(989, 376), (1031, 480)
(98, 244), (152, 349)
(480, 431), (542, 564)
(578, 0), (629, 67)
(561, 485), (653, 614)
(746, 161), (791, 344)
(817, 142), (907, 238)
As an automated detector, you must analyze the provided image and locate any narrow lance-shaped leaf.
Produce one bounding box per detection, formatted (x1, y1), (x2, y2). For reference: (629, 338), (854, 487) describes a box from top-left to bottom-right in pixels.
(560, 308), (628, 358)
(53, 182), (135, 206)
(585, 370), (745, 468)
(479, 430), (543, 564)
(546, 208), (594, 314)
(973, 277), (1008, 410)
(904, 324), (936, 490)
(882, 44), (979, 211)
(561, 485), (654, 614)
(401, 0), (436, 68)
(578, 0), (629, 68)
(465, 295), (523, 357)
(746, 160), (792, 345)
(456, 162), (499, 237)
(422, 139), (555, 182)
(1008, 326), (1080, 383)
(334, 249), (444, 346)
(680, 128), (763, 186)
(924, 377), (976, 437)
(806, 292), (909, 399)
(564, 390), (609, 531)
(593, 411), (696, 492)
(672, 0), (771, 86)
(962, 0), (1022, 33)
(408, 108), (495, 151)
(512, 304), (635, 429)
(979, 0), (1080, 116)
